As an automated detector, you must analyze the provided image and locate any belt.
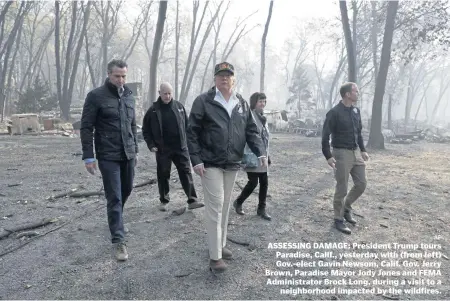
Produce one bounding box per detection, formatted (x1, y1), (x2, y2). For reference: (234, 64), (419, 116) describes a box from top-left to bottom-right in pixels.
(334, 146), (357, 151)
(204, 163), (240, 170)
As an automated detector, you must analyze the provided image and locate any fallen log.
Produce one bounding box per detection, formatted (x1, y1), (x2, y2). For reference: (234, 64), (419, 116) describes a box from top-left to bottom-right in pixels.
(47, 179), (157, 200)
(47, 189), (78, 200)
(390, 138), (413, 144)
(0, 203), (105, 258)
(395, 134), (419, 140)
(381, 294), (400, 300)
(174, 271), (194, 278)
(133, 178), (157, 188)
(16, 231), (39, 239)
(70, 191), (104, 198)
(0, 218), (58, 240)
(227, 236), (250, 246)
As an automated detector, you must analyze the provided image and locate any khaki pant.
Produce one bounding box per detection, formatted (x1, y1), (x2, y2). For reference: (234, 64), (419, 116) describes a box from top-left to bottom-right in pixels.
(201, 167), (238, 260)
(332, 148), (367, 220)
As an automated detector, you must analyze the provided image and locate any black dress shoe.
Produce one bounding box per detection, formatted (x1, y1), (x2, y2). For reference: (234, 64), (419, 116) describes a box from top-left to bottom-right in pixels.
(344, 210), (357, 225)
(257, 208), (271, 221)
(233, 200), (245, 215)
(335, 219), (351, 234)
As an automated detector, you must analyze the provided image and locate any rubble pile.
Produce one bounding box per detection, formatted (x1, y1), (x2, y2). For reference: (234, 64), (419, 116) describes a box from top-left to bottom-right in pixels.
(286, 119), (322, 137)
(383, 127), (450, 144)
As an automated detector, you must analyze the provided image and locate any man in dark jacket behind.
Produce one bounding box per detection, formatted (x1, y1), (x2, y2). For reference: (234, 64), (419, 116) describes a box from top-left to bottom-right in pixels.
(187, 62), (266, 273)
(142, 82), (204, 212)
(80, 59), (138, 261)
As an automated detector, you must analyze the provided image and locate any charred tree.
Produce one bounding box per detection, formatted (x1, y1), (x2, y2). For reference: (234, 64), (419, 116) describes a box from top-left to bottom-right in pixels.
(175, 0), (180, 100)
(367, 1), (399, 149)
(339, 1), (357, 83)
(148, 1), (168, 106)
(260, 0), (274, 93)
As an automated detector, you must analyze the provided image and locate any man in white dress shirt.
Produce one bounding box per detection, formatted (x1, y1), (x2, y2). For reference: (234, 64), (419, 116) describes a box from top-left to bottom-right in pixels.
(186, 62), (267, 273)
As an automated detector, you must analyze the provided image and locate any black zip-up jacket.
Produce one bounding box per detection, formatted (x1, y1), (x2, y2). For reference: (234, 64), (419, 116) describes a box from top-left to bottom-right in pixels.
(80, 79), (138, 161)
(142, 98), (188, 152)
(186, 87), (266, 169)
(321, 101), (366, 160)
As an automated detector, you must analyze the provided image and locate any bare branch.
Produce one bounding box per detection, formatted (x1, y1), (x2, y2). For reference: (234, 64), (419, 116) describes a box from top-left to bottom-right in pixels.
(122, 1), (153, 60)
(223, 23), (259, 61)
(221, 9), (258, 59)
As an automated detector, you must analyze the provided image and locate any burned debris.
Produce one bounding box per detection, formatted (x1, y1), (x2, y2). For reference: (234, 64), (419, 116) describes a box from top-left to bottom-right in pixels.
(383, 127), (450, 144)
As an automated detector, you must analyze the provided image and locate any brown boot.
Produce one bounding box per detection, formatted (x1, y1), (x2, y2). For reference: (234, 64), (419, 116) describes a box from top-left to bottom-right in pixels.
(209, 259), (227, 273)
(222, 247), (232, 260)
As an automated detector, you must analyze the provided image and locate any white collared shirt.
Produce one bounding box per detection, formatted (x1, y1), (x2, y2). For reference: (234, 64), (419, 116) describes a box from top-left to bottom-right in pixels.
(214, 87), (239, 117)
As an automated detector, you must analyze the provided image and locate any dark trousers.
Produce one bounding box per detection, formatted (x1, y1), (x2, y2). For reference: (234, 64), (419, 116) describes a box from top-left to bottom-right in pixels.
(236, 172), (268, 210)
(98, 159), (135, 244)
(156, 149), (197, 204)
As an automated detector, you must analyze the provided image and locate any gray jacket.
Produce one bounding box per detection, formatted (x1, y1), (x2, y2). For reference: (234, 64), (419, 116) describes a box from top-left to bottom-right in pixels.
(244, 110), (270, 173)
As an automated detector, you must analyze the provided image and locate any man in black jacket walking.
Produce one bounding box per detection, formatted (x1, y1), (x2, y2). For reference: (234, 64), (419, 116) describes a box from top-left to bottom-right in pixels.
(187, 62), (266, 273)
(322, 82), (369, 235)
(80, 59), (138, 261)
(143, 82), (204, 212)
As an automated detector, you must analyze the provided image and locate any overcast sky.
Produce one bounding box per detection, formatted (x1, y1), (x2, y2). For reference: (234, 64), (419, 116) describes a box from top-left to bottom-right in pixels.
(171, 0), (339, 52)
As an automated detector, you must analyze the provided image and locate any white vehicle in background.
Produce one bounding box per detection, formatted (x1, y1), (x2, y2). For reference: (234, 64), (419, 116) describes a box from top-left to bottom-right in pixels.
(264, 110), (289, 132)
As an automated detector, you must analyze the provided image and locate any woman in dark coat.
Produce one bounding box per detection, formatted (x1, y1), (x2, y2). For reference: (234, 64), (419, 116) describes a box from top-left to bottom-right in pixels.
(233, 92), (272, 220)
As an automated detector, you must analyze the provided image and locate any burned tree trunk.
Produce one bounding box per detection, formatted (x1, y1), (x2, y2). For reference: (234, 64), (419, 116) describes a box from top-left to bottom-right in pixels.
(371, 1), (379, 80)
(179, 2), (207, 104)
(55, 1), (63, 117)
(0, 2), (31, 121)
(184, 4), (222, 104)
(4, 22), (23, 118)
(367, 0), (399, 149)
(339, 1), (357, 83)
(387, 94), (393, 130)
(430, 74), (450, 124)
(260, 0), (274, 93)
(201, 46), (217, 93)
(404, 75), (413, 129)
(148, 1), (168, 106)
(179, 2), (223, 104)
(67, 2), (91, 110)
(84, 31), (97, 89)
(414, 76), (434, 124)
(175, 0), (180, 100)
(60, 2), (78, 120)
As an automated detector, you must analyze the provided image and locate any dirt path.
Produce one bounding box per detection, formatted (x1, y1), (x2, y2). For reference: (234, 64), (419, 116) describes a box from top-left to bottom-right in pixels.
(0, 133), (448, 300)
